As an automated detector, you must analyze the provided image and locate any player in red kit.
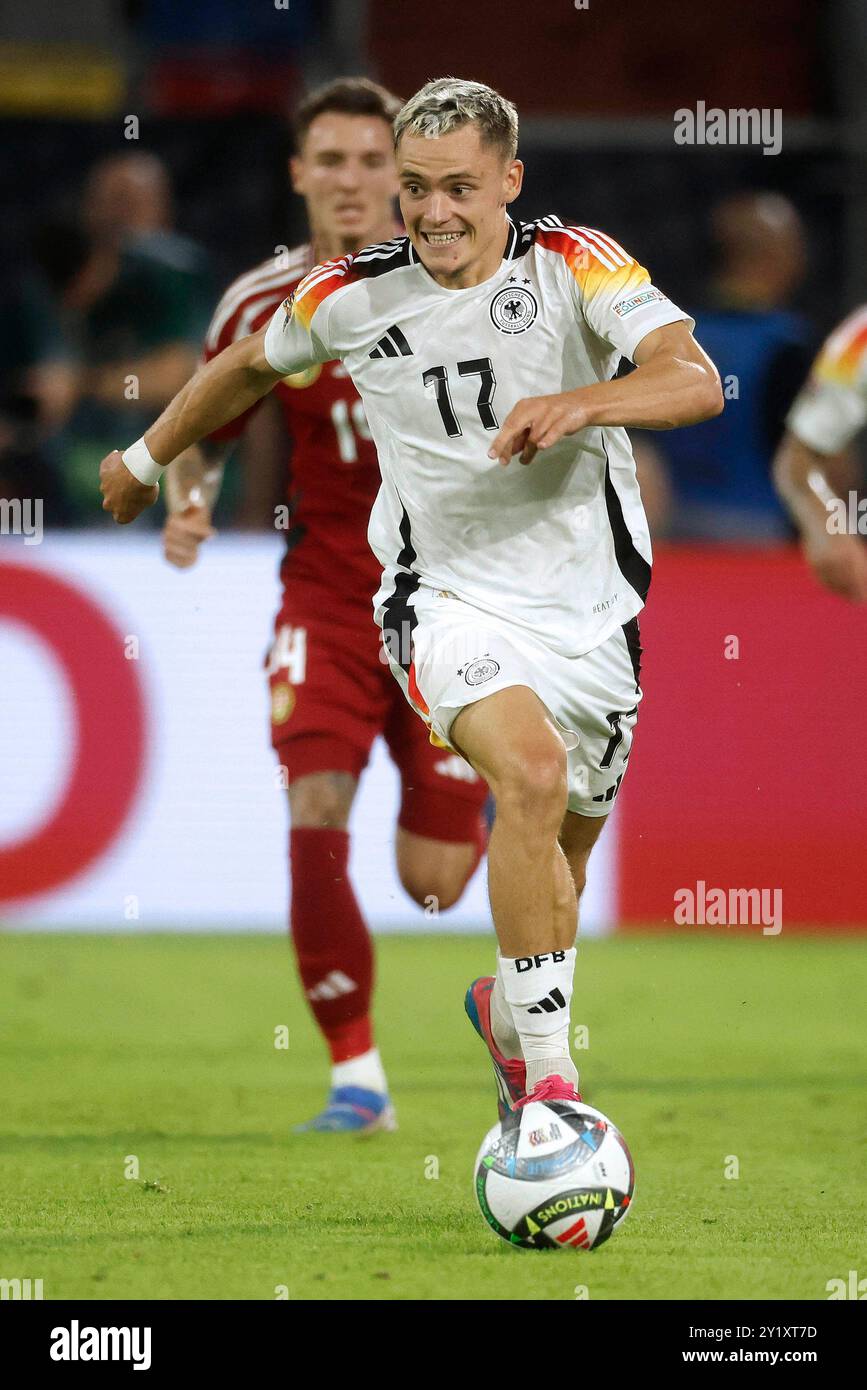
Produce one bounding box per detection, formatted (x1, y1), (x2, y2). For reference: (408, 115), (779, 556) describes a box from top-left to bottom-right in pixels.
(160, 79), (489, 1132)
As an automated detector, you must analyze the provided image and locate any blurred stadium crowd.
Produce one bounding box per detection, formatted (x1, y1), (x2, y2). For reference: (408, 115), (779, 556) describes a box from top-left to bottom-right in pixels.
(1, 0), (865, 538)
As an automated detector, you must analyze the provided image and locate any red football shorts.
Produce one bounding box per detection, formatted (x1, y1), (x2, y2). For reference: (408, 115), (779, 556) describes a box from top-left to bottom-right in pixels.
(265, 588), (488, 844)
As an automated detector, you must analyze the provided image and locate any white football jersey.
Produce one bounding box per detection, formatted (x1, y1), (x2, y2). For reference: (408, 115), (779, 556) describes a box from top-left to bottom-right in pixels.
(786, 305), (867, 455)
(263, 215), (692, 657)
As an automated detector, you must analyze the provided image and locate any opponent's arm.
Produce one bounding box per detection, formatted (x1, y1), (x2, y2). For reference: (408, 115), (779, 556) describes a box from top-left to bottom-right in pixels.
(773, 431), (867, 603)
(100, 326), (284, 524)
(162, 400), (289, 567)
(489, 322), (723, 467)
(161, 440), (228, 569)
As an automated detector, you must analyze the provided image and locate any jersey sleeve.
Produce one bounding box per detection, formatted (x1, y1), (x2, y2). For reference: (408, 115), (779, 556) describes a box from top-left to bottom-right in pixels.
(263, 259), (348, 376)
(555, 225), (694, 362)
(785, 308), (867, 455)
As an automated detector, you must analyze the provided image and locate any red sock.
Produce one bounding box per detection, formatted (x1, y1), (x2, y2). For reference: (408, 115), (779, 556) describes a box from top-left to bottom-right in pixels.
(289, 827), (374, 1064)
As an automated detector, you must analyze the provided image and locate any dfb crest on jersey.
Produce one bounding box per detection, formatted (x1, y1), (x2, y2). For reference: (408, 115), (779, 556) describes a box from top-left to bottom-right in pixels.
(461, 655), (501, 686)
(490, 285), (537, 334)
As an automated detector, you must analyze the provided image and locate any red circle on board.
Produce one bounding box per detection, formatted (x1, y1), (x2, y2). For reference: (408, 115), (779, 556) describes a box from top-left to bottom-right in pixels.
(0, 557), (148, 905)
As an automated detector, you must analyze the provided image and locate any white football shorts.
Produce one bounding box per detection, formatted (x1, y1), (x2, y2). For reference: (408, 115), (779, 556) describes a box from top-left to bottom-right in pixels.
(380, 584), (643, 816)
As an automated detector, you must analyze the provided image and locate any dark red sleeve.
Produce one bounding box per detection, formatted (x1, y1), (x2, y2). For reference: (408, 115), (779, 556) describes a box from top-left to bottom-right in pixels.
(200, 292), (278, 445)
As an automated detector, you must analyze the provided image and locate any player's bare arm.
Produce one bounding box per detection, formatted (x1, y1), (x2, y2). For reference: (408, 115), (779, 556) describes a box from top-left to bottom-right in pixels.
(100, 326), (284, 524)
(489, 321), (723, 466)
(773, 431), (867, 603)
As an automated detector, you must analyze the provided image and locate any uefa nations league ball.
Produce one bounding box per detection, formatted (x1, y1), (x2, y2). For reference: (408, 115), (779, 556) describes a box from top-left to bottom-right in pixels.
(474, 1098), (634, 1250)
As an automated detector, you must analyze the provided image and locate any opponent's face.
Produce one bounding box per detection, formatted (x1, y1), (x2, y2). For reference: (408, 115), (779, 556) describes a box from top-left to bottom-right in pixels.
(291, 113), (398, 244)
(398, 124), (523, 286)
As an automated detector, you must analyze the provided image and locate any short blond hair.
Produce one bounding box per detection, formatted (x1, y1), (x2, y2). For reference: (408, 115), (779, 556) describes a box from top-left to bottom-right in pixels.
(394, 78), (518, 161)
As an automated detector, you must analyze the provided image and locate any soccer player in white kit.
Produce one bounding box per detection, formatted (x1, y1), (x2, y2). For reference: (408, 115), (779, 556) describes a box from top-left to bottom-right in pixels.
(773, 305), (867, 603)
(101, 79), (723, 1116)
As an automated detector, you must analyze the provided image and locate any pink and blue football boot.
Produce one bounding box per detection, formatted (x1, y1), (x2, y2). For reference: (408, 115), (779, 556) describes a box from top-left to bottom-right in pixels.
(464, 976), (527, 1119)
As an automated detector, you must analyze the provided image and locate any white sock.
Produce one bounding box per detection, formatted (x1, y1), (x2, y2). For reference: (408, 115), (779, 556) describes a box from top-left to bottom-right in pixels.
(500, 947), (579, 1091)
(490, 954), (521, 1057)
(331, 1046), (388, 1095)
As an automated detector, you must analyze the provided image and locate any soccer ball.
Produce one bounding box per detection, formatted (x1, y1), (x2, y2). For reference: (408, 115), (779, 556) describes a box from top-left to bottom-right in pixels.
(474, 1098), (634, 1250)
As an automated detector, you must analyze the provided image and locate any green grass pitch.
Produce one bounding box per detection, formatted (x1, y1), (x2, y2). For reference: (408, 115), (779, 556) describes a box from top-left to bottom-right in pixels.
(0, 930), (864, 1301)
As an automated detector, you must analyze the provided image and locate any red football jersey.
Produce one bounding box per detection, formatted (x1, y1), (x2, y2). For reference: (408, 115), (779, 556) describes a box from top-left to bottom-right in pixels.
(203, 244), (382, 610)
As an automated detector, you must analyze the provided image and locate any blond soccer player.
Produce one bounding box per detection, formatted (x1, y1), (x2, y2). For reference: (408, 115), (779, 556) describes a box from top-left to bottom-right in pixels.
(101, 79), (722, 1116)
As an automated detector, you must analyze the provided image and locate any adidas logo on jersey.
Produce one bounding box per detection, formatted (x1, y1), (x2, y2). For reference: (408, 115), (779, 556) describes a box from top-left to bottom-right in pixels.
(307, 971), (357, 1002)
(527, 987), (567, 1015)
(369, 325), (413, 358)
(433, 754), (479, 783)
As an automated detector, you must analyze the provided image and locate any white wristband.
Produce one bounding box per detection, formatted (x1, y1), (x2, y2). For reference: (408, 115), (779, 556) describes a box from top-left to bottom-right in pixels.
(122, 437), (164, 487)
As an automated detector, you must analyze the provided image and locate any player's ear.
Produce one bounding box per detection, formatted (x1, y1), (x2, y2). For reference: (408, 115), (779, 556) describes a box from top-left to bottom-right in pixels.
(289, 156), (306, 195)
(504, 159), (524, 204)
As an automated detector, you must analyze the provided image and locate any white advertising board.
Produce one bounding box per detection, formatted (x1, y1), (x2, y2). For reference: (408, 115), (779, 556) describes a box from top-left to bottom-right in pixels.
(0, 534), (615, 934)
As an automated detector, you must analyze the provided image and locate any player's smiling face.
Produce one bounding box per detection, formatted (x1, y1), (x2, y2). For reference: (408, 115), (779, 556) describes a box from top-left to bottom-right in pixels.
(398, 125), (523, 289)
(291, 112), (398, 253)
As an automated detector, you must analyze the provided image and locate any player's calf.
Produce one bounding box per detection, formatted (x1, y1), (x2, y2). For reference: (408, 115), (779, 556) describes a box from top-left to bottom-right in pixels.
(558, 810), (608, 905)
(451, 687), (580, 1092)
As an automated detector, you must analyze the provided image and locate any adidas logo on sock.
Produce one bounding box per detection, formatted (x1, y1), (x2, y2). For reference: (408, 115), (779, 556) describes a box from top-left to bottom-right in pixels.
(307, 971), (357, 1002)
(527, 987), (566, 1015)
(369, 325), (413, 358)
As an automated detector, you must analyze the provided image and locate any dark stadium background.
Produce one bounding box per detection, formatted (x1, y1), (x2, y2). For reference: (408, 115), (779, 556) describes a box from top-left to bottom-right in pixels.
(0, 1), (863, 318)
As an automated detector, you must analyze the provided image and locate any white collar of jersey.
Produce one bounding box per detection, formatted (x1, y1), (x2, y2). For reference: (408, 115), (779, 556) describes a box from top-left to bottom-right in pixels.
(409, 215), (529, 287)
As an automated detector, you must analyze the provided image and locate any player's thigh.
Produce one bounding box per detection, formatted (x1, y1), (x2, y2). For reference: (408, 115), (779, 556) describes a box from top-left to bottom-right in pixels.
(450, 684), (568, 817)
(383, 689), (488, 907)
(558, 810), (609, 897)
(266, 604), (388, 809)
(393, 590), (568, 818)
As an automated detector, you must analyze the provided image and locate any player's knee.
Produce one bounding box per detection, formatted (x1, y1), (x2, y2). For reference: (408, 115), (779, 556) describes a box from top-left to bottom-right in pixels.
(493, 745), (568, 830)
(288, 771), (355, 829)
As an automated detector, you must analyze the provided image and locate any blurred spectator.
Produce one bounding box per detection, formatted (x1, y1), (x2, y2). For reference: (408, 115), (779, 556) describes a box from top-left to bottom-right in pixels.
(53, 152), (214, 523)
(0, 224), (84, 521)
(645, 192), (815, 541)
